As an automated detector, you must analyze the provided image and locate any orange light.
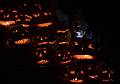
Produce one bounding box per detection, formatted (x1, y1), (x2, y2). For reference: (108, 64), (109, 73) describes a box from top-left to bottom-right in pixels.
(25, 18), (31, 21)
(15, 15), (18, 18)
(43, 50), (47, 54)
(22, 24), (30, 27)
(16, 19), (21, 22)
(59, 60), (71, 64)
(39, 53), (42, 57)
(44, 12), (51, 16)
(74, 41), (79, 45)
(0, 21), (15, 26)
(58, 42), (69, 44)
(25, 15), (32, 19)
(70, 78), (84, 83)
(102, 70), (107, 73)
(89, 75), (98, 79)
(15, 38), (30, 45)
(37, 60), (49, 64)
(36, 22), (52, 27)
(49, 40), (56, 44)
(70, 70), (75, 74)
(88, 44), (95, 49)
(108, 73), (111, 78)
(6, 14), (10, 18)
(67, 52), (71, 54)
(73, 55), (95, 60)
(0, 9), (4, 13)
(12, 10), (17, 13)
(80, 70), (84, 75)
(57, 29), (69, 33)
(15, 30), (18, 32)
(33, 13), (40, 17)
(102, 79), (113, 82)
(37, 42), (48, 45)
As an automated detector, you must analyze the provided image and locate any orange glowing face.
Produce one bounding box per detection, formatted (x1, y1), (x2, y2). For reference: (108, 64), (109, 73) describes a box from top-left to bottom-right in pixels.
(73, 55), (95, 60)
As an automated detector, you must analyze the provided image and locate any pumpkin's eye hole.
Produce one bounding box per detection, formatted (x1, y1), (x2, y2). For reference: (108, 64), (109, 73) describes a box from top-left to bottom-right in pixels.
(33, 13), (40, 17)
(44, 11), (51, 16)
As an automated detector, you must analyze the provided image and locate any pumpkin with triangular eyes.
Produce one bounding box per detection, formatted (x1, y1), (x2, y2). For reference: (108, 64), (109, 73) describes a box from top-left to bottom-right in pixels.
(34, 47), (50, 65)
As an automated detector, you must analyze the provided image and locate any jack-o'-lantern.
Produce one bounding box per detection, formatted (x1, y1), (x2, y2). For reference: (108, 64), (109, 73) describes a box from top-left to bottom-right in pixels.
(34, 47), (50, 65)
(0, 8), (17, 27)
(53, 45), (72, 65)
(63, 65), (85, 83)
(97, 63), (114, 83)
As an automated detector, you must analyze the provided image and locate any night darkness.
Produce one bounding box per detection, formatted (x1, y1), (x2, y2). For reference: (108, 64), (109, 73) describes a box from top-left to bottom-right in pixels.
(0, 0), (119, 84)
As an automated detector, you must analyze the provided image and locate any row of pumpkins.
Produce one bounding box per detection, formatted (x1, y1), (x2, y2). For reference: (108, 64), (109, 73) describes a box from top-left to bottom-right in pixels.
(0, 2), (113, 84)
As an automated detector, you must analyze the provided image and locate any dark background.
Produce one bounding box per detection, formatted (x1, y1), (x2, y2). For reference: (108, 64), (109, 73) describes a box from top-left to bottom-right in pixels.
(0, 0), (119, 83)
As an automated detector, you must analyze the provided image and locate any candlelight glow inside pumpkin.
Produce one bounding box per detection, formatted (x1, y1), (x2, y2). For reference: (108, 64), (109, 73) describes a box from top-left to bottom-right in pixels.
(44, 11), (51, 16)
(89, 75), (98, 79)
(88, 43), (95, 49)
(57, 29), (69, 33)
(37, 59), (49, 64)
(69, 78), (84, 83)
(33, 13), (40, 17)
(58, 41), (69, 44)
(59, 60), (71, 64)
(15, 38), (30, 45)
(73, 55), (95, 60)
(0, 21), (15, 26)
(37, 42), (49, 45)
(22, 24), (30, 27)
(35, 22), (52, 27)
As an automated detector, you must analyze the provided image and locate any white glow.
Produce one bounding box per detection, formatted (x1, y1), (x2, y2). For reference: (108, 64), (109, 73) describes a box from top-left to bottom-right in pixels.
(75, 30), (85, 38)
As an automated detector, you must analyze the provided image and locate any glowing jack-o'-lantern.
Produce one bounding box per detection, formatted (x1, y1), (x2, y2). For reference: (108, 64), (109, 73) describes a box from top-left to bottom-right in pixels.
(35, 48), (50, 65)
(96, 63), (114, 83)
(64, 66), (85, 83)
(54, 50), (72, 64)
(98, 68), (113, 82)
(15, 38), (30, 45)
(73, 55), (95, 60)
